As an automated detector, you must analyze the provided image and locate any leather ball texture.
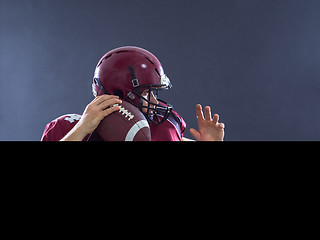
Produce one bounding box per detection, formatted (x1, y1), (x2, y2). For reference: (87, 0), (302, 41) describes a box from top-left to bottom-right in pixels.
(88, 101), (151, 141)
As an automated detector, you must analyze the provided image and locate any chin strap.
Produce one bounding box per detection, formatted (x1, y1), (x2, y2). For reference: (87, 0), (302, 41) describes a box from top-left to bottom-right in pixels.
(128, 66), (139, 88)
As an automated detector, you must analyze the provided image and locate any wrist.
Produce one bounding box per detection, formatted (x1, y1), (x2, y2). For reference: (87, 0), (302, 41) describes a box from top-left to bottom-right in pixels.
(73, 121), (91, 138)
(60, 122), (89, 141)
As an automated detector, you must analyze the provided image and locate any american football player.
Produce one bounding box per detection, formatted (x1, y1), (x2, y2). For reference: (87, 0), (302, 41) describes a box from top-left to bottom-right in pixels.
(41, 46), (225, 141)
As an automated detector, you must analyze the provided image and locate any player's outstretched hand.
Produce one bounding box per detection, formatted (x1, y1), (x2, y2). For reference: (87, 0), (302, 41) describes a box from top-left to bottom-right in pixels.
(189, 104), (225, 141)
(61, 95), (121, 141)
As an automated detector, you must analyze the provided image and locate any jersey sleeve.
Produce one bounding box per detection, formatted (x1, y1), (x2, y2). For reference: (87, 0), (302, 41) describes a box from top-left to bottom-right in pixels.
(41, 114), (82, 141)
(41, 118), (65, 141)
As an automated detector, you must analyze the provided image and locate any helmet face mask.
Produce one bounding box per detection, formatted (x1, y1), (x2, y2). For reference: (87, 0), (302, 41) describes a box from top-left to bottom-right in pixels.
(126, 85), (173, 124)
(92, 46), (174, 124)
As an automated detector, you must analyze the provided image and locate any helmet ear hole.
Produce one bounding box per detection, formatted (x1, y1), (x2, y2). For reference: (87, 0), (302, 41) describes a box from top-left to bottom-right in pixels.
(113, 89), (124, 99)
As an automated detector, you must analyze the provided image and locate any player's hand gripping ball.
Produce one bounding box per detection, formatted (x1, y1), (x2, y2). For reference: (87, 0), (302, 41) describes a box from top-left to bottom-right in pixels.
(88, 101), (151, 141)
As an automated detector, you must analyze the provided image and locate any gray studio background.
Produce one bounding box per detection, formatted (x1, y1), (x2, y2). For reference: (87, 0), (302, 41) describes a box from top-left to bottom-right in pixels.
(1, 0), (320, 140)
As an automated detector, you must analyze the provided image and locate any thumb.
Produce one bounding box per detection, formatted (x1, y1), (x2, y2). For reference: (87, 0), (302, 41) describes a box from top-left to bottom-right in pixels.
(189, 128), (201, 141)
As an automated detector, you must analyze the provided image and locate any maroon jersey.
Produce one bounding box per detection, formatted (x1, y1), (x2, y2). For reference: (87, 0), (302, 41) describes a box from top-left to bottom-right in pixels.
(41, 111), (186, 141)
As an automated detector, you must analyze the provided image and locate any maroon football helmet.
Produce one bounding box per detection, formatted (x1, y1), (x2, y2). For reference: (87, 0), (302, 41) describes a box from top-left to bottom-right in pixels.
(92, 46), (173, 124)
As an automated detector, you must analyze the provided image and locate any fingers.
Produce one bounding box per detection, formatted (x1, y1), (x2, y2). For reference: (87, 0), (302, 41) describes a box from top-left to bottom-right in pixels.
(204, 106), (212, 121)
(98, 97), (122, 118)
(196, 104), (204, 121)
(101, 104), (120, 118)
(93, 94), (119, 106)
(196, 104), (213, 121)
(98, 97), (122, 111)
(196, 104), (224, 127)
(212, 113), (219, 124)
(85, 95), (122, 120)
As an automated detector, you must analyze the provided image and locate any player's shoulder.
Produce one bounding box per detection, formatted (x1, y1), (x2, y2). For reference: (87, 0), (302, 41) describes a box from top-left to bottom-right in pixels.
(48, 113), (82, 131)
(41, 113), (82, 141)
(54, 114), (82, 124)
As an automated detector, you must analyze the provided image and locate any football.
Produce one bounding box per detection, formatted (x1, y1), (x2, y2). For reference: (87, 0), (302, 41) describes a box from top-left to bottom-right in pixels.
(88, 101), (151, 141)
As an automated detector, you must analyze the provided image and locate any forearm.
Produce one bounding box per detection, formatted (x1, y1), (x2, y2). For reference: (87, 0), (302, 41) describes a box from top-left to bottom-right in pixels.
(60, 123), (88, 141)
